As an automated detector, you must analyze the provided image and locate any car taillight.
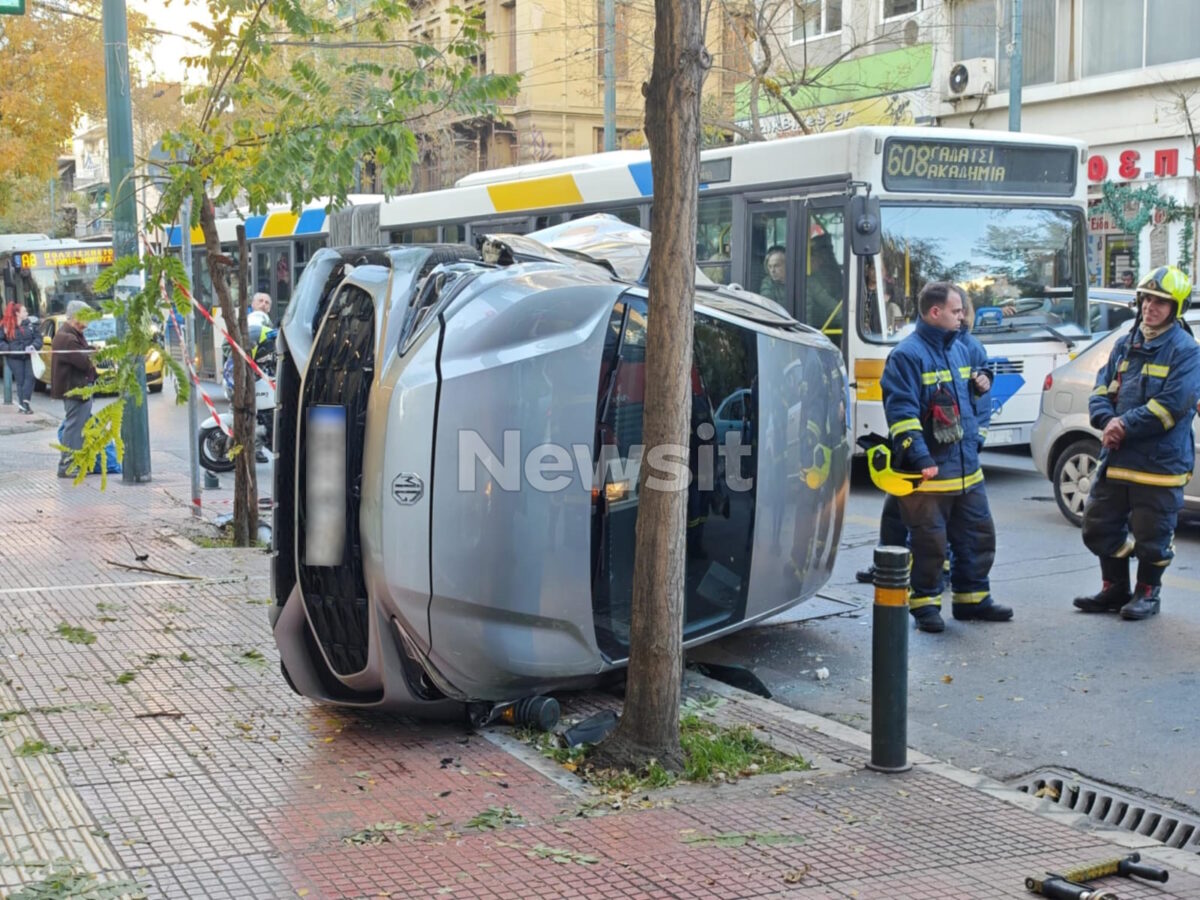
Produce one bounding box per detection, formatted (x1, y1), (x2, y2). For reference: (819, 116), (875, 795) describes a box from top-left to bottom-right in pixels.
(1042, 374), (1053, 392)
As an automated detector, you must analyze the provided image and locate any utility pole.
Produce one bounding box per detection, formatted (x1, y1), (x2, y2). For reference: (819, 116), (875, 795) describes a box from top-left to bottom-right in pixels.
(1008, 0), (1022, 132)
(103, 0), (151, 482)
(603, 0), (617, 151)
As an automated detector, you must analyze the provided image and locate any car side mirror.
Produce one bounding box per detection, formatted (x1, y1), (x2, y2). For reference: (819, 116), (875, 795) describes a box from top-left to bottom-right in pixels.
(849, 194), (881, 257)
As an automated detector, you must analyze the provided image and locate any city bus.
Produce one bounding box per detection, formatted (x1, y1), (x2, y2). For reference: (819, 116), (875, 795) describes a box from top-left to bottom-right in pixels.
(371, 126), (1090, 450)
(0, 236), (114, 319)
(164, 196), (381, 377)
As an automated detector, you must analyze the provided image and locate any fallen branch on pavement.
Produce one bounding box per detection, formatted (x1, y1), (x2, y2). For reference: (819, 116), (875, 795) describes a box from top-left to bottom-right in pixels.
(103, 559), (205, 580)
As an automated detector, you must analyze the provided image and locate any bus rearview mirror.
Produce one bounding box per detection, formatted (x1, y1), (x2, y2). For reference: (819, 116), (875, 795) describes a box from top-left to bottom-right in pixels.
(849, 195), (881, 257)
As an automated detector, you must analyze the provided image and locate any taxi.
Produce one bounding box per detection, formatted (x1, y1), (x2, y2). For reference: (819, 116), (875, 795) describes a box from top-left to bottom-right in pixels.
(36, 314), (166, 394)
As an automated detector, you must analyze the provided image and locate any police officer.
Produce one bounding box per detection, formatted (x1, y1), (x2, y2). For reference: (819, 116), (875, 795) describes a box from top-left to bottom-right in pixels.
(1074, 266), (1200, 620)
(880, 281), (1012, 633)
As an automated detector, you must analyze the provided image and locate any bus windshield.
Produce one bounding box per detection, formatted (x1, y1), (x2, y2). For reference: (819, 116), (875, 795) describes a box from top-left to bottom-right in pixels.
(4, 245), (114, 319)
(868, 205), (1086, 344)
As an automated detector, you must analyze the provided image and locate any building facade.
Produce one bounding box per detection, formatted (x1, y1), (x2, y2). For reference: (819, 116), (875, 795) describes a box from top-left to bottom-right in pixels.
(395, 0), (751, 191)
(928, 0), (1200, 285)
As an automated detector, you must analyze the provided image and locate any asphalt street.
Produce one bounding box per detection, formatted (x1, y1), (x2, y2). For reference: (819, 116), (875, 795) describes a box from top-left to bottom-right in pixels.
(698, 448), (1200, 816)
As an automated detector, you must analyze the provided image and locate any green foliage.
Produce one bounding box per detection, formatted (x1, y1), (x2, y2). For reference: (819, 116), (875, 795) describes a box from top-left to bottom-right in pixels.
(519, 706), (808, 796)
(1097, 180), (1198, 274)
(7, 858), (144, 900)
(80, 0), (519, 500)
(60, 253), (191, 486)
(53, 623), (96, 646)
(464, 805), (525, 831)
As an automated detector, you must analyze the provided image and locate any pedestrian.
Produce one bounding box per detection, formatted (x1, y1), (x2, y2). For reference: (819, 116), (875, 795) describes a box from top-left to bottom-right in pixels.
(51, 300), (97, 479)
(1074, 266), (1200, 620)
(879, 281), (1012, 633)
(857, 291), (993, 585)
(1, 301), (39, 414)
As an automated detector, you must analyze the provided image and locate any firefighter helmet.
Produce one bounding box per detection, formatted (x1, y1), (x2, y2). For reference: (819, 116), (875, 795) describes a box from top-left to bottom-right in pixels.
(1137, 266), (1192, 318)
(866, 444), (923, 497)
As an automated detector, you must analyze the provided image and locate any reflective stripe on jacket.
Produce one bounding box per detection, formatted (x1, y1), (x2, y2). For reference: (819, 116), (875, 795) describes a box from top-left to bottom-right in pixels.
(1089, 320), (1200, 486)
(881, 318), (991, 492)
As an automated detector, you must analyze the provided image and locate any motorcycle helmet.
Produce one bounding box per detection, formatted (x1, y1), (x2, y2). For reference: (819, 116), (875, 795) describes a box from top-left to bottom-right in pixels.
(1137, 265), (1192, 318)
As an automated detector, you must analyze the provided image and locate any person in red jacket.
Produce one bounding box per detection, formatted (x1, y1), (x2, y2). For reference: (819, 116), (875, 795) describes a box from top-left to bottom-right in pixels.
(51, 301), (97, 478)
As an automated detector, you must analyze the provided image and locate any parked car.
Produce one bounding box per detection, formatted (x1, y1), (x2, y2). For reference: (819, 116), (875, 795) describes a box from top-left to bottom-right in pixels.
(1031, 309), (1200, 526)
(36, 314), (165, 394)
(1088, 288), (1137, 335)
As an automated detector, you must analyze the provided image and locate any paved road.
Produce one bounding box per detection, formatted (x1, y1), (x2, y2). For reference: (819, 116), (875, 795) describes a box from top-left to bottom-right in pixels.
(696, 448), (1200, 813)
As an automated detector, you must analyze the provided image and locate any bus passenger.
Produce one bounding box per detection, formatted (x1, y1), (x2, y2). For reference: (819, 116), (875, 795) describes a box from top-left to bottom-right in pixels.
(759, 246), (787, 305)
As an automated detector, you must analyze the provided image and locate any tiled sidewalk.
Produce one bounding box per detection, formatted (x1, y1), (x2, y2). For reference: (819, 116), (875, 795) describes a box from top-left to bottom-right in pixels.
(1, 408), (1198, 898)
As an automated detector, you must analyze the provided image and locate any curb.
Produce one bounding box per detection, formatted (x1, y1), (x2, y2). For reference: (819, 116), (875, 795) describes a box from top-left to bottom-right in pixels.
(685, 673), (1200, 879)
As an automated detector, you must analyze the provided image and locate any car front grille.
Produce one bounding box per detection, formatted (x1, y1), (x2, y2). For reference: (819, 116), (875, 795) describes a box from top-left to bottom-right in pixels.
(296, 287), (375, 677)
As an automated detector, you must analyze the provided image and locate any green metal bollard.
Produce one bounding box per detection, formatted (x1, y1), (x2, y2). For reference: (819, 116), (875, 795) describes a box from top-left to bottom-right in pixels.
(866, 545), (912, 773)
(3, 360), (11, 405)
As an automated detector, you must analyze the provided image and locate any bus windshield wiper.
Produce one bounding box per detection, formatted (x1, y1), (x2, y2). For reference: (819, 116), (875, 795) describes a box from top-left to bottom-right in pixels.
(1036, 321), (1075, 350)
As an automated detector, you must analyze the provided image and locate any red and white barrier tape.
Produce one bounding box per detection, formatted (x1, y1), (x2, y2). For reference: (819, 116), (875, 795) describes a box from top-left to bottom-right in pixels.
(157, 275), (232, 438)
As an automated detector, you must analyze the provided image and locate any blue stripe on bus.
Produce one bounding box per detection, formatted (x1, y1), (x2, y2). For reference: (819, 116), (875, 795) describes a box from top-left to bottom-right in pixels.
(244, 216), (267, 240)
(166, 226), (182, 248)
(626, 160), (713, 197)
(295, 208), (326, 235)
(628, 162), (654, 197)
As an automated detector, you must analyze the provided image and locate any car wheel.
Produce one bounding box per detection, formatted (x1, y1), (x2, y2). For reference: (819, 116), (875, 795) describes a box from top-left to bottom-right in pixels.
(1053, 438), (1100, 527)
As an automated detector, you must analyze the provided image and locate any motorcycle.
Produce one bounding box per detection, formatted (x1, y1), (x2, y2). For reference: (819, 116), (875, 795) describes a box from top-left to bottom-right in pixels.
(197, 329), (276, 473)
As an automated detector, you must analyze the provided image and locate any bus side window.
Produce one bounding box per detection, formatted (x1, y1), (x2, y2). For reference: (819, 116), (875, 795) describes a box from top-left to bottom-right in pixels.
(805, 210), (845, 346)
(749, 209), (787, 309)
(697, 197), (732, 285)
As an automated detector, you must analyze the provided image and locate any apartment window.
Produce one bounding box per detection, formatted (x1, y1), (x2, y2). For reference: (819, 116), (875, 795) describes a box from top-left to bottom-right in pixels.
(792, 0), (841, 42)
(952, 0), (1054, 89)
(883, 0), (922, 20)
(1082, 0), (1198, 78)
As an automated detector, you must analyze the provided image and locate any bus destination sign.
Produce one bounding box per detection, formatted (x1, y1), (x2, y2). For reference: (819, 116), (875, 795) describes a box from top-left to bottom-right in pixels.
(882, 138), (1077, 196)
(15, 246), (114, 270)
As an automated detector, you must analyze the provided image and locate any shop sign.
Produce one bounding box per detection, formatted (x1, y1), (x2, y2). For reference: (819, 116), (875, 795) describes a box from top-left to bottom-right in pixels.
(1086, 139), (1199, 183)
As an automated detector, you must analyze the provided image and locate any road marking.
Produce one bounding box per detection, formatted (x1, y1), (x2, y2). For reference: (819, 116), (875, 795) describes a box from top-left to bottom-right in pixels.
(0, 575), (263, 597)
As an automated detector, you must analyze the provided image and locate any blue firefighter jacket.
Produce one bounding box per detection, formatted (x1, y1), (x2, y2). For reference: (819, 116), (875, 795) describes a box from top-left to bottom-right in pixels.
(1089, 320), (1200, 487)
(881, 318), (992, 492)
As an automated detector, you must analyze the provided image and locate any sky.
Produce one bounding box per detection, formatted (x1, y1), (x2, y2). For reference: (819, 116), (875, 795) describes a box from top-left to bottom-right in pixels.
(128, 0), (213, 84)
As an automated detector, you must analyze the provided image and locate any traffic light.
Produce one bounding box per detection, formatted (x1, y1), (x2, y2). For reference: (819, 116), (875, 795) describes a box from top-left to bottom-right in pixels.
(0, 0), (26, 14)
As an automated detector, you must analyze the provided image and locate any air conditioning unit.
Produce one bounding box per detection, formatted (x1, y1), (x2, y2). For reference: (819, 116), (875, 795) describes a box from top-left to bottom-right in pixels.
(945, 57), (996, 100)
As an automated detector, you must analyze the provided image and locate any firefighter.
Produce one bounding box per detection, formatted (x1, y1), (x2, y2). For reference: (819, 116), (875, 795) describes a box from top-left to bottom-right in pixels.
(1074, 266), (1200, 620)
(880, 281), (1012, 633)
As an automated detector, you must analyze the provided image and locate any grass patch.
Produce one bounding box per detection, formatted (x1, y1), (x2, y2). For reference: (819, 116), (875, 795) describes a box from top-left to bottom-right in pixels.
(192, 532), (267, 550)
(518, 704), (808, 796)
(114, 672), (136, 686)
(14, 739), (60, 758)
(177, 652), (196, 663)
(53, 623), (96, 645)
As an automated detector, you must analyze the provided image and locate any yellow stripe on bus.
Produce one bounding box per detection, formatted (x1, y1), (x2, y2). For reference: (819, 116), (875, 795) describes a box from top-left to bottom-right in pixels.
(261, 212), (300, 238)
(487, 175), (584, 213)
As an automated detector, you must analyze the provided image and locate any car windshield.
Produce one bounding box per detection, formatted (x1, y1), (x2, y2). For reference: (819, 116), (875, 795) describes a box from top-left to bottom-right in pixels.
(867, 205), (1087, 344)
(83, 317), (117, 342)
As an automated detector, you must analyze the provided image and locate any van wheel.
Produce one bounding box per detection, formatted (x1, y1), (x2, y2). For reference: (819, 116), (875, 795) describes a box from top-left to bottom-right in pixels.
(1053, 438), (1100, 527)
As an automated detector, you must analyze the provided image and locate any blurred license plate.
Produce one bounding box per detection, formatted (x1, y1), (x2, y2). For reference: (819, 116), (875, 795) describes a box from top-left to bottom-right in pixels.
(306, 405), (346, 567)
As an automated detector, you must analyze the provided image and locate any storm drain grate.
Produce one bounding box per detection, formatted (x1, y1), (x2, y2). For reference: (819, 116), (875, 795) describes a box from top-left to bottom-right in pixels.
(1010, 768), (1200, 854)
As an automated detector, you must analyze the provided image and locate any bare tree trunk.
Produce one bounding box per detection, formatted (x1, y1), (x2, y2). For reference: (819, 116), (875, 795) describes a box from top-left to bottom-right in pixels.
(234, 227), (259, 545)
(595, 0), (710, 773)
(199, 198), (258, 546)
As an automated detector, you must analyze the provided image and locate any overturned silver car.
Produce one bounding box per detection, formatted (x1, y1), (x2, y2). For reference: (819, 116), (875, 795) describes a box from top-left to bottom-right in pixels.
(270, 216), (850, 718)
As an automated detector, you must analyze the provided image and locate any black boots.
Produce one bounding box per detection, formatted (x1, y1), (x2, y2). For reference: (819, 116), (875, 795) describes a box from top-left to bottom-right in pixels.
(855, 565), (876, 584)
(1119, 584), (1161, 620)
(1073, 580), (1133, 613)
(951, 596), (1013, 622)
(1074, 557), (1161, 620)
(910, 606), (945, 633)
